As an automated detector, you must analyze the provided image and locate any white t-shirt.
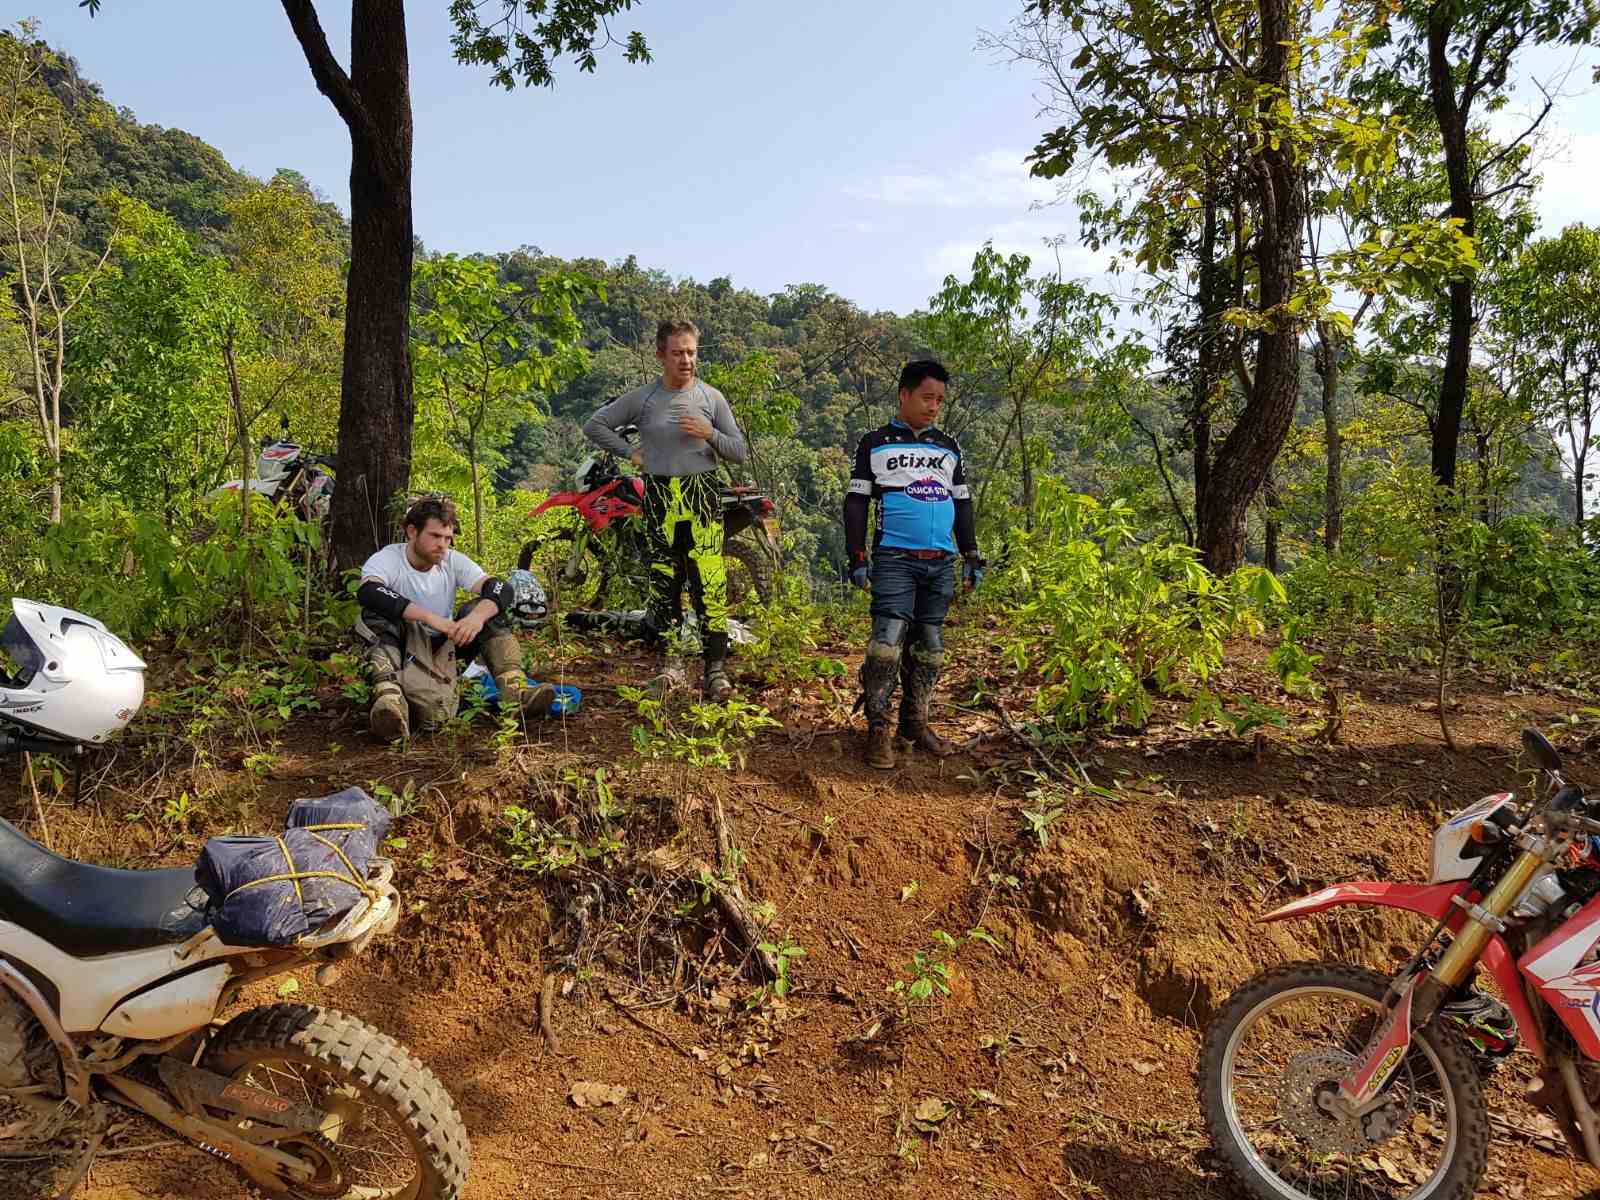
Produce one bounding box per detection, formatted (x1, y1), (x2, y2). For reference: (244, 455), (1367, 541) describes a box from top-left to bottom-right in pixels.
(360, 543), (487, 621)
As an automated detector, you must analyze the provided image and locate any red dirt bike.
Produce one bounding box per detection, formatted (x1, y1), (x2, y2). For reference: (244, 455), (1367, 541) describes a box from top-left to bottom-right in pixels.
(517, 426), (780, 615)
(1201, 727), (1600, 1200)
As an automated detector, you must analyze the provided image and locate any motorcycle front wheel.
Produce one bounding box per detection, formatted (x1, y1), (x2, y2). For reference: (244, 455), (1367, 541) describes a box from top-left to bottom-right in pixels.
(203, 1003), (470, 1200)
(1199, 963), (1488, 1200)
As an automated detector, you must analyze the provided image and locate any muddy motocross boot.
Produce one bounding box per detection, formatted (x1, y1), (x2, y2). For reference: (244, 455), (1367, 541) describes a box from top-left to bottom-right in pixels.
(368, 681), (409, 741)
(896, 638), (952, 757)
(866, 720), (896, 769)
(860, 630), (903, 769)
(483, 633), (556, 718)
(703, 631), (733, 701)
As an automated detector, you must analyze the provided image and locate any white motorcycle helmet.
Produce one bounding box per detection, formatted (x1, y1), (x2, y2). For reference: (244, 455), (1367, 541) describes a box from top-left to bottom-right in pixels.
(0, 599), (146, 744)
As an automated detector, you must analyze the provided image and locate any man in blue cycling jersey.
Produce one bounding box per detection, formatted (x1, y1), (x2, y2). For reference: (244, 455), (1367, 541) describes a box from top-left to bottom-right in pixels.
(844, 359), (985, 769)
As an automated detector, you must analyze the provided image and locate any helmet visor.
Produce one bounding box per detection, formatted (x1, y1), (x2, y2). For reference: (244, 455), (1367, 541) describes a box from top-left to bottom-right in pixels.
(0, 615), (42, 686)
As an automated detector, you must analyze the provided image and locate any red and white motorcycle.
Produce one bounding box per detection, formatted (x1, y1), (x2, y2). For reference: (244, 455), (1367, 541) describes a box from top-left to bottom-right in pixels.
(516, 425), (779, 614)
(1202, 727), (1600, 1200)
(211, 423), (335, 528)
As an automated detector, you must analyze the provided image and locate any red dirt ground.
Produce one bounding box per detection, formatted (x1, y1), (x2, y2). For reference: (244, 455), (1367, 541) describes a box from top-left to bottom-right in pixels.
(6, 616), (1600, 1200)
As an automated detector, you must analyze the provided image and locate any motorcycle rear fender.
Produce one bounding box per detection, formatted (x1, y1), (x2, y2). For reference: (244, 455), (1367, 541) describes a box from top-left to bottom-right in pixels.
(1261, 880), (1547, 1062)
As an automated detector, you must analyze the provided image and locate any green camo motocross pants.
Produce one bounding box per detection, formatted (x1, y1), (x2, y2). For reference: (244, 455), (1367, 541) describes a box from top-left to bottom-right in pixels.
(641, 472), (728, 640)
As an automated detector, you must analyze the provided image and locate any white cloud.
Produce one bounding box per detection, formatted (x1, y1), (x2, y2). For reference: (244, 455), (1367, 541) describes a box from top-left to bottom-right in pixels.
(844, 148), (1058, 209)
(925, 218), (1113, 281)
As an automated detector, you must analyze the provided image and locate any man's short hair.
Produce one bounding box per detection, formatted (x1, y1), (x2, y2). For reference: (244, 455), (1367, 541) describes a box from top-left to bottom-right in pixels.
(404, 495), (459, 534)
(656, 319), (699, 351)
(898, 359), (950, 393)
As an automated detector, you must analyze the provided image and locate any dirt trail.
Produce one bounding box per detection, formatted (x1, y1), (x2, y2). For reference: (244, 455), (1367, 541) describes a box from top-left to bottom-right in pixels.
(7, 625), (1600, 1200)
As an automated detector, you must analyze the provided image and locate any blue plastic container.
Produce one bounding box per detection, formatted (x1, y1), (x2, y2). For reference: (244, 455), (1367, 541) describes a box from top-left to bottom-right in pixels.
(475, 671), (580, 717)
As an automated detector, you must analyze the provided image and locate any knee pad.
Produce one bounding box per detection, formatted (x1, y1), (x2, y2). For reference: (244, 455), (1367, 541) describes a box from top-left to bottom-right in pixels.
(869, 616), (910, 649)
(910, 621), (944, 656)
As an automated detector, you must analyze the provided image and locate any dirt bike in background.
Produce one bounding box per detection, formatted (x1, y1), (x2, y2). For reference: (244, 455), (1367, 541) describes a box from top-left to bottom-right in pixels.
(518, 424), (780, 615)
(1200, 727), (1600, 1200)
(213, 433), (336, 527)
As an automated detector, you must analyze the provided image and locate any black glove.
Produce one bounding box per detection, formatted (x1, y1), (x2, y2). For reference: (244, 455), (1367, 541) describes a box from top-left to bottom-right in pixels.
(963, 554), (986, 591)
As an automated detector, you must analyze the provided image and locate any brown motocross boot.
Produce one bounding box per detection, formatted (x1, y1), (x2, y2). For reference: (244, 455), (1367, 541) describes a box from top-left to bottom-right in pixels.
(896, 636), (951, 757)
(865, 720), (897, 770)
(898, 726), (954, 757)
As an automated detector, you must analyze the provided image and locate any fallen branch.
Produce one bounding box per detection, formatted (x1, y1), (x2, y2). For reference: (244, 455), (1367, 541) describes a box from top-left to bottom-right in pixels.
(537, 972), (561, 1056)
(602, 988), (699, 1062)
(1488, 1111), (1569, 1155)
(525, 1156), (618, 1176)
(991, 702), (1106, 796)
(713, 799), (779, 980)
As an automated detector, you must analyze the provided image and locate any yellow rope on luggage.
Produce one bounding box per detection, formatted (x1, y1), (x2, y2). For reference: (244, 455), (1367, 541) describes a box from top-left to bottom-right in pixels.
(222, 830), (381, 907)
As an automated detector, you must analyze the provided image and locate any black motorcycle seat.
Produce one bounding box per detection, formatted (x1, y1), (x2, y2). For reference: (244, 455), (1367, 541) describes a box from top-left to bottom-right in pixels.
(0, 818), (206, 956)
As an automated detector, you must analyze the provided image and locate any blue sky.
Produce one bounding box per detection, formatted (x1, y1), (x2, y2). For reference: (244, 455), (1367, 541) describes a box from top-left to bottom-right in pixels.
(32, 2), (1600, 317)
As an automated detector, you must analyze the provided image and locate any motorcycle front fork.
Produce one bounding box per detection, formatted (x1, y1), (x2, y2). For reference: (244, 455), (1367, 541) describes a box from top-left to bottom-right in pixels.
(1339, 850), (1548, 1112)
(560, 528), (591, 586)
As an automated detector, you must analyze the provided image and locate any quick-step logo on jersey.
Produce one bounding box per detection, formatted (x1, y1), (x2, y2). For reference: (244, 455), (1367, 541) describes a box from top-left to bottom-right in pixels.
(904, 476), (950, 503)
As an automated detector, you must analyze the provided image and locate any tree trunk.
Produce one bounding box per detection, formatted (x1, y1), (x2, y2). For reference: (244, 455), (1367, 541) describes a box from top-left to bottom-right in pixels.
(1263, 469), (1281, 574)
(283, 0), (415, 570)
(469, 434), (484, 560)
(1426, 10), (1475, 493)
(1190, 189), (1223, 542)
(1016, 392), (1035, 530)
(1195, 0), (1304, 575)
(1315, 321), (1343, 554)
(1583, 378), (1597, 532)
(1474, 429), (1492, 527)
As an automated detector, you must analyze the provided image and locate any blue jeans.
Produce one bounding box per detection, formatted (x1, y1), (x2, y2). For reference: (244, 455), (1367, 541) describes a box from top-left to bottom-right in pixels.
(869, 551), (956, 626)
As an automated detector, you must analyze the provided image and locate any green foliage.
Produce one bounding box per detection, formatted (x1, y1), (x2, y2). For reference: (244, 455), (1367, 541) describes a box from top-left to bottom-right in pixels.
(742, 581), (851, 684)
(750, 933), (806, 1006)
(1019, 791), (1066, 849)
(39, 493), (318, 641)
(1268, 624), (1322, 697)
(620, 688), (782, 769)
(449, 0), (652, 90)
(993, 482), (1276, 728)
(413, 253), (597, 558)
(888, 927), (1003, 1010)
(501, 803), (622, 874)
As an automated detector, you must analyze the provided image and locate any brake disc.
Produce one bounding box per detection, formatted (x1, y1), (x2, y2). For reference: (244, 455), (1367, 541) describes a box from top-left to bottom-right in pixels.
(273, 1131), (347, 1200)
(1277, 1048), (1371, 1154)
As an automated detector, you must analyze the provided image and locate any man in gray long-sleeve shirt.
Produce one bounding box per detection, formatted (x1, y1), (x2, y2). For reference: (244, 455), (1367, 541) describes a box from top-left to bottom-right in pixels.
(582, 319), (749, 699)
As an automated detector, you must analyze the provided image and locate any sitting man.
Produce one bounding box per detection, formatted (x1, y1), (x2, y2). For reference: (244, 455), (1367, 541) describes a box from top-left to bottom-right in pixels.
(355, 496), (554, 739)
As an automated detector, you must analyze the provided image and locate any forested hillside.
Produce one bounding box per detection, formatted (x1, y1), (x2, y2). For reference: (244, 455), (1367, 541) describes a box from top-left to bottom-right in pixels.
(3, 32), (1576, 606)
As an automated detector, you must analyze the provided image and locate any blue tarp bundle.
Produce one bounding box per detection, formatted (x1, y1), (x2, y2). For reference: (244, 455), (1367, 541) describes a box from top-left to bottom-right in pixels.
(196, 787), (391, 946)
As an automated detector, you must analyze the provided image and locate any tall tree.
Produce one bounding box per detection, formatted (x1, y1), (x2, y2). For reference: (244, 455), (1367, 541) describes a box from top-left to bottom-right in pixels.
(81, 1), (656, 567)
(1, 23), (116, 524)
(924, 243), (1112, 530)
(1012, 0), (1373, 571)
(411, 253), (591, 556)
(1384, 0), (1597, 492)
(1505, 224), (1600, 527)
